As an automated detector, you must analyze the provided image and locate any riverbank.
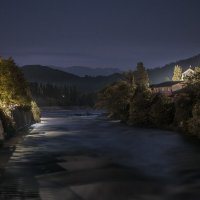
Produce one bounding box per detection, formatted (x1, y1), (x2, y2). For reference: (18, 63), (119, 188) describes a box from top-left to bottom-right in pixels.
(0, 104), (41, 143)
(0, 107), (40, 178)
(0, 128), (30, 178)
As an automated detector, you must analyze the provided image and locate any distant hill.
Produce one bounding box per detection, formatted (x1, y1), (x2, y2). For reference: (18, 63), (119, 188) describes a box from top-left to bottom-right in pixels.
(148, 54), (200, 84)
(22, 65), (122, 92)
(50, 66), (122, 77)
(22, 53), (200, 86)
(22, 65), (80, 83)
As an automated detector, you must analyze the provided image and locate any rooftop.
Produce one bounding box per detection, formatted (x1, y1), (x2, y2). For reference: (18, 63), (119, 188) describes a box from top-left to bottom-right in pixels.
(150, 81), (183, 88)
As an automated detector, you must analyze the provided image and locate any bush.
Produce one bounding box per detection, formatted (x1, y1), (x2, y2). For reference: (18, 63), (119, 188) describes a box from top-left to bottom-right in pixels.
(31, 101), (41, 123)
(149, 94), (175, 128)
(128, 89), (151, 126)
(0, 109), (16, 137)
(186, 118), (200, 136)
(174, 95), (193, 128)
(186, 102), (200, 136)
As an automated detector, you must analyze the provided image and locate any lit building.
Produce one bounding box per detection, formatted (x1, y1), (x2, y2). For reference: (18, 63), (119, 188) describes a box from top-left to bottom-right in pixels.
(151, 67), (195, 95)
(181, 67), (195, 80)
(151, 81), (184, 96)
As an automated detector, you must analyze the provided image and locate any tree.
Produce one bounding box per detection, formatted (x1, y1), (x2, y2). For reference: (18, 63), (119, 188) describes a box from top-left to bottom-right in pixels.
(149, 94), (175, 127)
(0, 57), (31, 108)
(179, 69), (200, 135)
(134, 62), (149, 88)
(31, 101), (41, 122)
(123, 70), (137, 101)
(97, 71), (137, 121)
(194, 66), (200, 73)
(128, 87), (152, 126)
(172, 65), (182, 81)
(185, 70), (200, 100)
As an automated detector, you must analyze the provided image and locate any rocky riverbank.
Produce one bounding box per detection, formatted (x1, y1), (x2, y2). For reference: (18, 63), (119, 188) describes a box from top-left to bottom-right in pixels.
(0, 107), (39, 145)
(0, 107), (37, 181)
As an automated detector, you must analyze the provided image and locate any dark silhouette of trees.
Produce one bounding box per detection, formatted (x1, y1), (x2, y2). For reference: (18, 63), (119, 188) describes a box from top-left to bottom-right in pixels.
(28, 82), (96, 107)
(97, 63), (200, 137)
(134, 62), (149, 88)
(97, 65), (150, 122)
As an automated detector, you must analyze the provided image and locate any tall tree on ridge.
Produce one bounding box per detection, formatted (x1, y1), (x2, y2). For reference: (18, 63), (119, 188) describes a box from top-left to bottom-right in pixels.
(134, 62), (149, 88)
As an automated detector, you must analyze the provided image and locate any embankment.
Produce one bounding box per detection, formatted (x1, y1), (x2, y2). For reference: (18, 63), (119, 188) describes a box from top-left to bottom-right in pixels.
(0, 107), (36, 144)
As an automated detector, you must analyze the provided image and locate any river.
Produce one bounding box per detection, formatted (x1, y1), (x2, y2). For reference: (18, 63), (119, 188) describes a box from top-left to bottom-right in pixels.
(0, 109), (200, 200)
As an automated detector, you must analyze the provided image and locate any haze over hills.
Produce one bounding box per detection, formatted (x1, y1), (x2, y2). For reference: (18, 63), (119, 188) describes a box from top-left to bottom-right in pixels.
(49, 66), (122, 77)
(22, 53), (200, 86)
(22, 65), (79, 83)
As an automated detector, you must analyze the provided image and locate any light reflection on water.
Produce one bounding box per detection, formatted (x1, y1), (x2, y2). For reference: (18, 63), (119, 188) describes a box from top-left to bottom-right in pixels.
(29, 110), (200, 180)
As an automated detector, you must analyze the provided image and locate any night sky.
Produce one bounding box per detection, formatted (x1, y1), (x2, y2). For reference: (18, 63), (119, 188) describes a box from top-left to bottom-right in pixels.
(0, 0), (200, 69)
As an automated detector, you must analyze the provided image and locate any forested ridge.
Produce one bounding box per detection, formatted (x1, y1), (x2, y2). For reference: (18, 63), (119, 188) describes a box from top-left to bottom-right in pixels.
(22, 65), (122, 106)
(22, 65), (122, 92)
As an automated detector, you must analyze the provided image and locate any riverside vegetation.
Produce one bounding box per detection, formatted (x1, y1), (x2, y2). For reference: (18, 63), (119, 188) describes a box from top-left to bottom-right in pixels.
(0, 57), (40, 142)
(97, 62), (200, 137)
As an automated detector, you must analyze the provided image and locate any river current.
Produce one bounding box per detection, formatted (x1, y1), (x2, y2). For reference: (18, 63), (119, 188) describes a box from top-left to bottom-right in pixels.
(0, 109), (200, 200)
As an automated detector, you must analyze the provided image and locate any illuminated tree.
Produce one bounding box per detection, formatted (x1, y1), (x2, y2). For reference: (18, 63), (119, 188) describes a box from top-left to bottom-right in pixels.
(172, 65), (182, 81)
(194, 66), (200, 73)
(0, 57), (31, 108)
(31, 101), (41, 122)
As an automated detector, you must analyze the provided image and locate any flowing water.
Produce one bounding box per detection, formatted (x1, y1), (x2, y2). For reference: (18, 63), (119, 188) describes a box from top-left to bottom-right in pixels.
(0, 109), (200, 200)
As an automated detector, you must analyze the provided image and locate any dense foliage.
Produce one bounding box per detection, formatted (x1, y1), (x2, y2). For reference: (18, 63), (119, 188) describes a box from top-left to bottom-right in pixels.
(22, 65), (124, 107)
(29, 83), (96, 107)
(0, 57), (40, 135)
(22, 65), (123, 92)
(172, 65), (182, 81)
(0, 58), (31, 108)
(97, 63), (149, 121)
(97, 62), (200, 137)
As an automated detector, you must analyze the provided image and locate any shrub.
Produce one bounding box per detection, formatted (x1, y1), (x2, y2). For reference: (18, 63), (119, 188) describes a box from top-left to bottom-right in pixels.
(31, 101), (41, 123)
(128, 88), (151, 126)
(174, 94), (193, 128)
(149, 94), (175, 128)
(186, 102), (200, 136)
